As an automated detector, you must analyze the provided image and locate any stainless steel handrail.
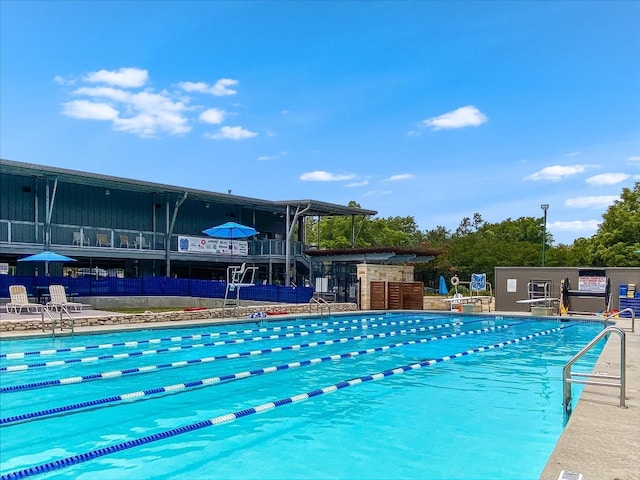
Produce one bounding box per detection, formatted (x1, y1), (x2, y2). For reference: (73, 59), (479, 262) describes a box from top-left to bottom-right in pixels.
(606, 307), (636, 333)
(309, 296), (331, 317)
(41, 305), (75, 337)
(562, 325), (626, 419)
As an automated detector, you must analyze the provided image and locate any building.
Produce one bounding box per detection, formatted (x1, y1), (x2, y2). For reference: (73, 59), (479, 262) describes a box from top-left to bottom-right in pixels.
(0, 158), (377, 299)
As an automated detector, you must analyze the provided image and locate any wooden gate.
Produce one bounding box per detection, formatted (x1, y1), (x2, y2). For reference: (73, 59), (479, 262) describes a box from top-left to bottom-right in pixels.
(370, 281), (387, 310)
(402, 282), (424, 310)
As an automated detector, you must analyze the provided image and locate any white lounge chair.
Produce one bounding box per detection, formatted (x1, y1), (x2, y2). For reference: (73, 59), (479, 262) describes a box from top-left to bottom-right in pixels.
(47, 284), (83, 312)
(6, 285), (42, 314)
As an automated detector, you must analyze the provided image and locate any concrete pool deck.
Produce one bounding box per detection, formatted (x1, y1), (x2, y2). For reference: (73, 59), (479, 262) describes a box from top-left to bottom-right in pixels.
(1, 308), (637, 480)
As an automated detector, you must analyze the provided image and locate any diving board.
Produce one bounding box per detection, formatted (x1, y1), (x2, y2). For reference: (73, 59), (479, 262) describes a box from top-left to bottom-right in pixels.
(516, 298), (560, 305)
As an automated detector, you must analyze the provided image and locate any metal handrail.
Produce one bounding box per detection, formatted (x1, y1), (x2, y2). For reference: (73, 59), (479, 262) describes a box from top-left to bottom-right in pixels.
(606, 307), (635, 333)
(309, 296), (331, 317)
(562, 325), (626, 419)
(40, 305), (75, 337)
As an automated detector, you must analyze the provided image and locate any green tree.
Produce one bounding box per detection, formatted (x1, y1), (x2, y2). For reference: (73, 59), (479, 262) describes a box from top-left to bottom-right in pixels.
(586, 182), (640, 266)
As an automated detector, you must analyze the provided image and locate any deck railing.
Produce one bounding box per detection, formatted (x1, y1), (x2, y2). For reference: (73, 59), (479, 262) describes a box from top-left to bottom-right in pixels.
(0, 219), (302, 257)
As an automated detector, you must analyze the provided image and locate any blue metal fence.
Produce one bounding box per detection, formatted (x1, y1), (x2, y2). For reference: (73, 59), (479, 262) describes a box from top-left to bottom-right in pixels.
(0, 276), (314, 304)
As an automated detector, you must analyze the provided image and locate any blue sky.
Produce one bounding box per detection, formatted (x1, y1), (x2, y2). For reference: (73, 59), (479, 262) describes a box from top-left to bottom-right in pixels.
(1, 1), (639, 245)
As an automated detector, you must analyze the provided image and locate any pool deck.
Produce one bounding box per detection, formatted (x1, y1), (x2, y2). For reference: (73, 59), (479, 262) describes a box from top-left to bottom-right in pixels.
(1, 308), (638, 480)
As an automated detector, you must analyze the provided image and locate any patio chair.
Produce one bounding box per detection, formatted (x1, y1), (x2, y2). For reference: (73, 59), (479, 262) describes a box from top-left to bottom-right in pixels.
(119, 235), (131, 248)
(96, 233), (111, 247)
(47, 284), (83, 312)
(133, 237), (151, 249)
(73, 232), (90, 246)
(6, 285), (42, 314)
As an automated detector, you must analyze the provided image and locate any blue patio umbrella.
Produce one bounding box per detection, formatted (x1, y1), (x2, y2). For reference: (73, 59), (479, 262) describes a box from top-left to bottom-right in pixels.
(18, 250), (76, 276)
(202, 222), (259, 239)
(203, 221), (259, 260)
(438, 275), (448, 295)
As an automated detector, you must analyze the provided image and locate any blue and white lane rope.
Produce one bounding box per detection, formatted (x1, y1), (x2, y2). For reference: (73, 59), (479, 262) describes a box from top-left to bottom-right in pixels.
(1, 318), (473, 373)
(0, 316), (384, 359)
(0, 324), (573, 480)
(0, 319), (472, 392)
(0, 314), (448, 359)
(0, 323), (519, 425)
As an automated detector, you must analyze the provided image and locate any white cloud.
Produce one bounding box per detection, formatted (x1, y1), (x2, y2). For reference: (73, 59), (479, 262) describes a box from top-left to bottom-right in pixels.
(73, 86), (131, 102)
(422, 105), (487, 130)
(199, 108), (225, 124)
(300, 171), (357, 182)
(585, 173), (630, 186)
(178, 78), (238, 96)
(628, 156), (640, 162)
(565, 195), (619, 209)
(59, 68), (251, 138)
(564, 152), (581, 157)
(548, 220), (600, 232)
(406, 130), (421, 137)
(62, 100), (119, 120)
(363, 190), (392, 197)
(84, 67), (148, 88)
(524, 165), (587, 181)
(257, 151), (287, 161)
(65, 86), (191, 137)
(345, 180), (369, 187)
(386, 173), (414, 182)
(54, 75), (75, 86)
(207, 126), (257, 140)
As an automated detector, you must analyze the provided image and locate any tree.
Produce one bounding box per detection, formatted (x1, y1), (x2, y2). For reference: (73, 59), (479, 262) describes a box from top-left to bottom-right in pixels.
(586, 182), (640, 266)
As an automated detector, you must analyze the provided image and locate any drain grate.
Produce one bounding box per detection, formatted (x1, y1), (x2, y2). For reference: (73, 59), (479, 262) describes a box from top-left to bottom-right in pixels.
(558, 470), (583, 480)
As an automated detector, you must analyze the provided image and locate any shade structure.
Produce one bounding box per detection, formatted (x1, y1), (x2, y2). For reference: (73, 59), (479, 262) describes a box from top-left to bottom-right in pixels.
(19, 251), (76, 263)
(202, 222), (259, 239)
(18, 250), (76, 276)
(438, 275), (448, 295)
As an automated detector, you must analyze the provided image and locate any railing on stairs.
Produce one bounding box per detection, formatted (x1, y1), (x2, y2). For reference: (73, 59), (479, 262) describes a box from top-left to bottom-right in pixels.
(40, 305), (75, 337)
(562, 325), (626, 420)
(309, 296), (331, 317)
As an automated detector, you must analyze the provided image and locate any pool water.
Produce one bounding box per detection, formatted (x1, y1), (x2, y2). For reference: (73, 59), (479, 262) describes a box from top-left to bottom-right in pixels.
(0, 313), (605, 480)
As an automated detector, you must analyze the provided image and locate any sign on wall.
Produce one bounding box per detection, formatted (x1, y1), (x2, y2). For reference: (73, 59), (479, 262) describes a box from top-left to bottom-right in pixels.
(578, 268), (607, 293)
(178, 236), (248, 256)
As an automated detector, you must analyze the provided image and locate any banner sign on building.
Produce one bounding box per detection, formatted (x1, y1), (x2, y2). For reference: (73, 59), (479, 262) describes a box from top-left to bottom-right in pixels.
(178, 236), (248, 256)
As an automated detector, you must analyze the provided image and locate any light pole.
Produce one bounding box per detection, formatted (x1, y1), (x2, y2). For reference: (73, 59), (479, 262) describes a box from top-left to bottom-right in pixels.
(540, 204), (549, 267)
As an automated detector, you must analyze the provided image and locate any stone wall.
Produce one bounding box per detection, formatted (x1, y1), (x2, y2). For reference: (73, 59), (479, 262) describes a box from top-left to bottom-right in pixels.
(0, 302), (359, 334)
(358, 264), (415, 310)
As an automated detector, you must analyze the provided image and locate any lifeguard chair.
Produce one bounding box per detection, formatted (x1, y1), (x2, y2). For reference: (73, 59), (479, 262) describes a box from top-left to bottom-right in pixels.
(223, 263), (258, 313)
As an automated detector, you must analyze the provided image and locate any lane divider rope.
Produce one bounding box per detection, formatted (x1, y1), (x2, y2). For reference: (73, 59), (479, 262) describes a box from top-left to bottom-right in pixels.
(0, 317), (472, 372)
(0, 324), (572, 480)
(1, 322), (520, 425)
(0, 319), (470, 393)
(1, 314), (450, 360)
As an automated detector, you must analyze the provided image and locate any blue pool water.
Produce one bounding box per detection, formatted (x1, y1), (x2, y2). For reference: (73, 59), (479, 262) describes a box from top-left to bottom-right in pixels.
(0, 312), (606, 480)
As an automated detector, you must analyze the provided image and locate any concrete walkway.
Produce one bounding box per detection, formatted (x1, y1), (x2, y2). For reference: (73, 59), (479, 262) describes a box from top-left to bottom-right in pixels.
(540, 314), (638, 480)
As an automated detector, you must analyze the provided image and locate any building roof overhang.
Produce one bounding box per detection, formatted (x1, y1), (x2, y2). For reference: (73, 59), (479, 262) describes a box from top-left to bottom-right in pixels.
(304, 246), (440, 264)
(1, 158), (377, 218)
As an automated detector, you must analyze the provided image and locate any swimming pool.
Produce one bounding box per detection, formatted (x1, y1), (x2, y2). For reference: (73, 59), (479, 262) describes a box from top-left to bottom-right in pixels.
(0, 312), (606, 480)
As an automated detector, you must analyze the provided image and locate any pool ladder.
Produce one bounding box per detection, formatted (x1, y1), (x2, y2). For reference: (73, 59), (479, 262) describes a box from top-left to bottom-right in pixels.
(40, 305), (75, 337)
(561, 308), (636, 419)
(309, 296), (331, 317)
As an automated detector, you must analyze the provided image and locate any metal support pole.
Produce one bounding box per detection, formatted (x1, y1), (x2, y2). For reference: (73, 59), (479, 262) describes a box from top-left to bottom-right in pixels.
(541, 204), (549, 267)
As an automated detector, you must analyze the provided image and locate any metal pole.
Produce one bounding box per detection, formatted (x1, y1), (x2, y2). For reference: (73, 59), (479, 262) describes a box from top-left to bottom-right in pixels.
(540, 204), (549, 267)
